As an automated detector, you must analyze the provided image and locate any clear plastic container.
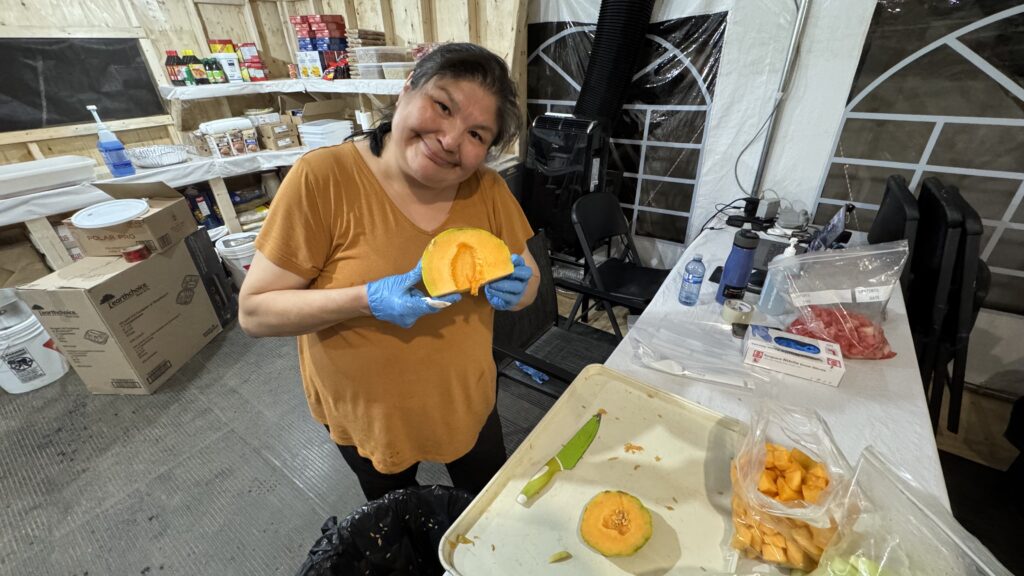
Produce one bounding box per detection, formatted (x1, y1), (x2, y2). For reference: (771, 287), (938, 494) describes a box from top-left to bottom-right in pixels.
(381, 62), (415, 79)
(350, 46), (410, 63)
(353, 63), (384, 79)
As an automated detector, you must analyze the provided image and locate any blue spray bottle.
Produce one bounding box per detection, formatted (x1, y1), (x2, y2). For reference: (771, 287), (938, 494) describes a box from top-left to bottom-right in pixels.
(86, 105), (136, 177)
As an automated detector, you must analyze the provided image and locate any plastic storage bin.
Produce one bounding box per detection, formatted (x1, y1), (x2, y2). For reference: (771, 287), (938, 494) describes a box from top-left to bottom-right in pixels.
(381, 62), (415, 79)
(353, 63), (384, 79)
(350, 46), (410, 63)
(0, 156), (97, 199)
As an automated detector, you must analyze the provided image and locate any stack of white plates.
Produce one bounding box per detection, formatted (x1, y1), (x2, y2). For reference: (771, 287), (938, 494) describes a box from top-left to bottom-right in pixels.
(298, 119), (354, 149)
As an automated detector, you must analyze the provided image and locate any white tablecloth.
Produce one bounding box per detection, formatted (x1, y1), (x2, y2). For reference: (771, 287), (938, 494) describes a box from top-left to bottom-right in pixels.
(604, 228), (949, 505)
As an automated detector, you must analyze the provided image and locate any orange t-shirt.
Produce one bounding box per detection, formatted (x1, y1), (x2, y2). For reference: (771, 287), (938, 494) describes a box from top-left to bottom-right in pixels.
(255, 142), (533, 473)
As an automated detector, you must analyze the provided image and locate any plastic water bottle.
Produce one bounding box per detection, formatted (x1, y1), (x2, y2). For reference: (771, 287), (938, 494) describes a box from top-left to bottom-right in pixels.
(716, 230), (760, 304)
(678, 254), (705, 306)
(87, 105), (135, 177)
(759, 237), (800, 316)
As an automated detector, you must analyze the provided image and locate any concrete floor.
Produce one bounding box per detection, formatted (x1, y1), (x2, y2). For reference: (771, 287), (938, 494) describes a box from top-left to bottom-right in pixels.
(0, 324), (556, 575)
(3, 302), (1020, 574)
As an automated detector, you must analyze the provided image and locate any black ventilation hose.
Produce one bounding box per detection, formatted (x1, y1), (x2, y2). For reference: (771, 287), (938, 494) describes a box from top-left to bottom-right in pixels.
(574, 0), (656, 127)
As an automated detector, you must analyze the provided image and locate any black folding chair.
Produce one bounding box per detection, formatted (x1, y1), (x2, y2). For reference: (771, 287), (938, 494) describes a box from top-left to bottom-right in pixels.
(868, 175), (919, 296)
(567, 192), (669, 338)
(908, 177), (963, 389)
(493, 232), (620, 398)
(929, 186), (988, 432)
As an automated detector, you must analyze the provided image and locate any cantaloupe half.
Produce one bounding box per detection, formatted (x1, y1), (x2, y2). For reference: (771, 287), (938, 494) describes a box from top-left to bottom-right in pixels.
(579, 490), (654, 557)
(421, 227), (513, 296)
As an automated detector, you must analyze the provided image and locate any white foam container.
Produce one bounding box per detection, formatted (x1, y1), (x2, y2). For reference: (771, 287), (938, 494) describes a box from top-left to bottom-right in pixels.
(0, 316), (68, 394)
(0, 156), (97, 199)
(215, 232), (259, 290)
(440, 365), (743, 575)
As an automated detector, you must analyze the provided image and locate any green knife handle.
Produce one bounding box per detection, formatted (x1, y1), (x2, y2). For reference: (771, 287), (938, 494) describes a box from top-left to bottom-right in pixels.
(517, 457), (561, 505)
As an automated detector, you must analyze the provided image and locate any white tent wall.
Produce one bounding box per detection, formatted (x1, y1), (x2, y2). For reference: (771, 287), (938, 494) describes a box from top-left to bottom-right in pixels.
(527, 0), (877, 266)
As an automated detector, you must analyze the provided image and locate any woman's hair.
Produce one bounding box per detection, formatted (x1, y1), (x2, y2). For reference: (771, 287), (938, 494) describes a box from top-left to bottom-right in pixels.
(356, 43), (521, 156)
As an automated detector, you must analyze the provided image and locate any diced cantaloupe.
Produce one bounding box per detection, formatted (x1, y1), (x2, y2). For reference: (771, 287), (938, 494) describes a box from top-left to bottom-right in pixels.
(785, 537), (807, 568)
(791, 448), (817, 470)
(762, 544), (788, 563)
(765, 532), (787, 549)
(785, 466), (804, 492)
(802, 484), (824, 504)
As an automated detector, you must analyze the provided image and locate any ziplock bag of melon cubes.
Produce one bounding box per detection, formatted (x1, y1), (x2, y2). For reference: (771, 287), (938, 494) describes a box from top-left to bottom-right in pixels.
(771, 240), (909, 360)
(729, 403), (854, 573)
(807, 447), (1012, 576)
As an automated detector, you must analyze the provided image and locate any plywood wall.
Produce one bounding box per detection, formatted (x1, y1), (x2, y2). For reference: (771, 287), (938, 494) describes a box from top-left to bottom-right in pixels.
(0, 0), (528, 166)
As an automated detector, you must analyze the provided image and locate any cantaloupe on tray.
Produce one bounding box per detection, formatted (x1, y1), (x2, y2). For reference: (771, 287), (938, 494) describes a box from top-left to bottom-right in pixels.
(579, 490), (654, 557)
(421, 228), (513, 296)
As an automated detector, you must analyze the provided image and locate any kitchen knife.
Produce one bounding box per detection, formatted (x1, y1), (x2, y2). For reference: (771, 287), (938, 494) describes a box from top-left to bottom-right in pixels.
(517, 412), (602, 505)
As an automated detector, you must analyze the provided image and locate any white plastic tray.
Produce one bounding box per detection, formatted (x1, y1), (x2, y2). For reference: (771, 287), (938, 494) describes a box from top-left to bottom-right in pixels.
(440, 365), (744, 575)
(0, 155), (96, 199)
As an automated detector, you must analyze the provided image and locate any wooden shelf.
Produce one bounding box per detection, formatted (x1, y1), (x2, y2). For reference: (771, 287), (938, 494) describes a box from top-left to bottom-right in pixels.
(159, 78), (404, 101)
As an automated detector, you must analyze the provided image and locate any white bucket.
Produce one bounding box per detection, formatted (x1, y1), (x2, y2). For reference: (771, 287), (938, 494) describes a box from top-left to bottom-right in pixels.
(215, 232), (258, 290)
(0, 316), (68, 394)
(0, 288), (33, 330)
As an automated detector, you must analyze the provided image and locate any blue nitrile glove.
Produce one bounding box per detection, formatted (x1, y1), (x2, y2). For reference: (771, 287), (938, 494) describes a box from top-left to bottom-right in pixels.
(484, 254), (533, 311)
(367, 261), (461, 328)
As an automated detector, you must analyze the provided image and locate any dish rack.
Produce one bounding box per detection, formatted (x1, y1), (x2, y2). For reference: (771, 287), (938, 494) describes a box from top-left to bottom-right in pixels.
(125, 145), (190, 168)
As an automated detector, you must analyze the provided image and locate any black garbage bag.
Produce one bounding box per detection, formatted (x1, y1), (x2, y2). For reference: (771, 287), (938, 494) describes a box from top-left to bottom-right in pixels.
(296, 485), (474, 576)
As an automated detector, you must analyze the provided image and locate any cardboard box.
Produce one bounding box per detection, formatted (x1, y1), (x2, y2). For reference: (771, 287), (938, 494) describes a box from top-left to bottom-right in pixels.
(257, 121), (295, 139)
(17, 241), (222, 394)
(260, 131), (300, 150)
(278, 93), (350, 126)
(743, 325), (845, 387)
(296, 50), (323, 79)
(0, 241), (50, 288)
(183, 229), (236, 327)
(65, 182), (197, 257)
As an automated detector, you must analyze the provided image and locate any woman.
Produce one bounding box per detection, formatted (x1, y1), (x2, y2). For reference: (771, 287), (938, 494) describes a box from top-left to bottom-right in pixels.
(238, 43), (539, 502)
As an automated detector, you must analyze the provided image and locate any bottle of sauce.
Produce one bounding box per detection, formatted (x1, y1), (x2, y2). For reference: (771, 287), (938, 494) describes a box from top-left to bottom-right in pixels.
(164, 50), (185, 86)
(182, 50), (208, 85)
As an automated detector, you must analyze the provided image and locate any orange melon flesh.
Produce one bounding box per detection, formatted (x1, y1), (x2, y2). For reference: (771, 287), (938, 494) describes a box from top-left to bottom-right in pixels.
(421, 227), (513, 296)
(579, 490), (653, 557)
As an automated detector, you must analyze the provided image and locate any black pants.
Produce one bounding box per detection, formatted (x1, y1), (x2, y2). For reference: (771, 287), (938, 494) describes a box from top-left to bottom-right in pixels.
(331, 405), (507, 502)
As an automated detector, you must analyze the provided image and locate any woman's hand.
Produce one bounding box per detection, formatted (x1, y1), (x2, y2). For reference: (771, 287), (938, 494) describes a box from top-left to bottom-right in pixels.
(484, 254), (534, 311)
(367, 261), (461, 328)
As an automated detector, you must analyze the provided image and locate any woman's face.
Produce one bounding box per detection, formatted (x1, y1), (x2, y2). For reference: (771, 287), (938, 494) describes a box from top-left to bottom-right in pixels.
(389, 76), (499, 191)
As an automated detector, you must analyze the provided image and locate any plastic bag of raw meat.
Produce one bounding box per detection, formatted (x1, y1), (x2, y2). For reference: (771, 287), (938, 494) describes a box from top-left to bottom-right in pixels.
(769, 241), (909, 360)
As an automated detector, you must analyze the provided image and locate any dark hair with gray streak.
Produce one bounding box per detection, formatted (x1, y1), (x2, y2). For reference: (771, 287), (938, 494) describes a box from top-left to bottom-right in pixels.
(357, 43), (521, 157)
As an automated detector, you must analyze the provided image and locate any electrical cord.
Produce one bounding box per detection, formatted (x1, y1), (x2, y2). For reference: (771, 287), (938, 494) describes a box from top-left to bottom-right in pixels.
(732, 95), (784, 197)
(699, 196), (748, 233)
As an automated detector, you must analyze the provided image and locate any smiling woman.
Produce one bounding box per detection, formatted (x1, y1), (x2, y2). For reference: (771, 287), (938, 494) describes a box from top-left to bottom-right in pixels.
(237, 43), (539, 503)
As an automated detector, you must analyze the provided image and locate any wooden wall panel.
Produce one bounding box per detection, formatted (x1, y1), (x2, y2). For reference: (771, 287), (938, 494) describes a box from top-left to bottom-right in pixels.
(321, 0), (358, 26)
(0, 0), (531, 167)
(477, 0), (521, 63)
(0, 145), (34, 165)
(353, 0), (394, 41)
(253, 1), (295, 79)
(432, 0), (474, 43)
(197, 3), (256, 46)
(391, 0), (431, 46)
(0, 0), (127, 29)
(37, 127), (172, 172)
